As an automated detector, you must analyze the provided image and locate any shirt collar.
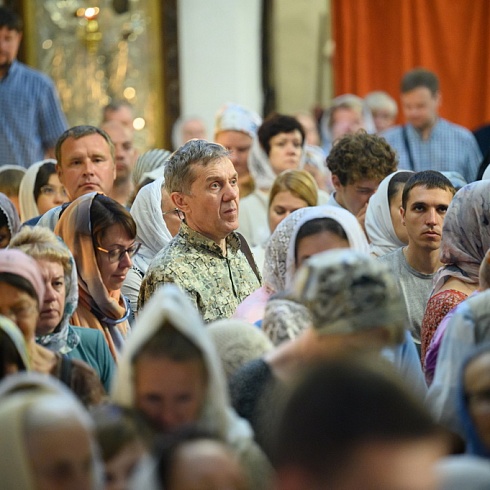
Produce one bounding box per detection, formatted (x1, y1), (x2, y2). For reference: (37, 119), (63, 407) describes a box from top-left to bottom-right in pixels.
(179, 221), (240, 255)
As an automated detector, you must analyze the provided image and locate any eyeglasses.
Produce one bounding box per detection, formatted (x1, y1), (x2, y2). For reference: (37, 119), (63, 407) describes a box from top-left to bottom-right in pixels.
(162, 208), (185, 221)
(96, 242), (141, 263)
(39, 184), (67, 198)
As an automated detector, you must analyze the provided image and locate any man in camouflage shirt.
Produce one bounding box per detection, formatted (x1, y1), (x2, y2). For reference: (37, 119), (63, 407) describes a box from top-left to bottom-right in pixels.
(138, 139), (261, 322)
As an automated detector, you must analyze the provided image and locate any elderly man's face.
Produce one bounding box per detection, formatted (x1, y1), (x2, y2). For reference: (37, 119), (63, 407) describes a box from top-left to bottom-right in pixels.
(57, 134), (116, 200)
(173, 158), (239, 245)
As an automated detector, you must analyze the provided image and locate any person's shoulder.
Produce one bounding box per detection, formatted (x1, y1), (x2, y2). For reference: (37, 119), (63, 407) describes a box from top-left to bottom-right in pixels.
(381, 125), (404, 139)
(71, 325), (104, 342)
(377, 247), (402, 263)
(438, 118), (476, 139)
(15, 61), (53, 85)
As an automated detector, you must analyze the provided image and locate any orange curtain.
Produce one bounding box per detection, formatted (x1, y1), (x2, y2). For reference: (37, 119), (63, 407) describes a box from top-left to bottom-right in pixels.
(332, 0), (490, 130)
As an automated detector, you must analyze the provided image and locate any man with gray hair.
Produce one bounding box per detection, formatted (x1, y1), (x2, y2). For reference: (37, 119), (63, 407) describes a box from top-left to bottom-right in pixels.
(138, 139), (261, 322)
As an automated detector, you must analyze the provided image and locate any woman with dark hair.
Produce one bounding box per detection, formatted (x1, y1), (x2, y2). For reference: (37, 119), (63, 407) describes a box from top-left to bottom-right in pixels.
(239, 114), (311, 249)
(18, 159), (68, 223)
(55, 192), (140, 360)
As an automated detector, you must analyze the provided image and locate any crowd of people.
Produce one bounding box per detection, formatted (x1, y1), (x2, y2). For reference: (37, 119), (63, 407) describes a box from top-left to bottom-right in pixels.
(2, 5), (490, 490)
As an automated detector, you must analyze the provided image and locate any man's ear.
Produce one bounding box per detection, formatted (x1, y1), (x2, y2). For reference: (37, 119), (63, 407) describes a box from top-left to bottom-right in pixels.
(400, 206), (406, 226)
(331, 174), (342, 192)
(171, 192), (190, 214)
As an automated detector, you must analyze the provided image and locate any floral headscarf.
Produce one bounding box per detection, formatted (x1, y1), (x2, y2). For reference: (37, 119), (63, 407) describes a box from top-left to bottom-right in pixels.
(0, 192), (20, 237)
(433, 181), (490, 294)
(35, 240), (81, 354)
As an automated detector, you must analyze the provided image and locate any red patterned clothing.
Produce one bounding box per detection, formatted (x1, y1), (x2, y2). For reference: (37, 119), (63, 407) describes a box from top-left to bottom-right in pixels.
(421, 289), (467, 366)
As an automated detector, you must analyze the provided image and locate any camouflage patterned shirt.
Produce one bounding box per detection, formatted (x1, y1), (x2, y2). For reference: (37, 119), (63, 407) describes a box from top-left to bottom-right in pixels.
(138, 222), (261, 322)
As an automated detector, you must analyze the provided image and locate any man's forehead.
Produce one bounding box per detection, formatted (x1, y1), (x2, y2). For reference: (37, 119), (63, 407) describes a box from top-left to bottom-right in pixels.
(60, 134), (110, 155)
(406, 185), (453, 203)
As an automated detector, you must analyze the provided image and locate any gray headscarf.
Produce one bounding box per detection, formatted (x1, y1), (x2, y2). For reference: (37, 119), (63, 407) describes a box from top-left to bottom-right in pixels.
(292, 249), (405, 342)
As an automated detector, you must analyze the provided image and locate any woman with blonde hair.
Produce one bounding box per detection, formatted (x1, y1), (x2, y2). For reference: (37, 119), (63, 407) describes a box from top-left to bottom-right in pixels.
(10, 226), (115, 391)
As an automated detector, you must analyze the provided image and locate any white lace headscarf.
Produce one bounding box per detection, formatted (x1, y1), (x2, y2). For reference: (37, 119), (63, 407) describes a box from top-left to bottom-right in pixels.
(284, 205), (370, 289)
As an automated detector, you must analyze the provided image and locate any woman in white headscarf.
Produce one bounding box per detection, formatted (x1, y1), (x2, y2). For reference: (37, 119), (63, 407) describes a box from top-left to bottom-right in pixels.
(234, 205), (369, 324)
(124, 177), (183, 315)
(112, 284), (272, 490)
(18, 159), (69, 223)
(365, 170), (413, 257)
(0, 372), (103, 490)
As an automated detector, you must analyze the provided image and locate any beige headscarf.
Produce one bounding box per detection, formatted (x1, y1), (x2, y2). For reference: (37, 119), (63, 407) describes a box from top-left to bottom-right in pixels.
(55, 192), (130, 360)
(112, 284), (272, 489)
(0, 372), (103, 490)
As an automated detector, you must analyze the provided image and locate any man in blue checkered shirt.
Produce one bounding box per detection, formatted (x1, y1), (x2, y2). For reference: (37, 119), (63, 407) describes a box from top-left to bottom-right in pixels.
(382, 68), (481, 184)
(0, 7), (67, 168)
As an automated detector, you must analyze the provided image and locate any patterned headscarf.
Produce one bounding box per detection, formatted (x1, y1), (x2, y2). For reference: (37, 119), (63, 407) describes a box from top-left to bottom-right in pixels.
(55, 192), (131, 359)
(35, 241), (81, 354)
(262, 295), (312, 346)
(291, 249), (405, 342)
(214, 103), (262, 139)
(131, 149), (171, 188)
(284, 205), (369, 289)
(0, 193), (20, 238)
(433, 180), (490, 294)
(130, 177), (173, 274)
(262, 207), (310, 294)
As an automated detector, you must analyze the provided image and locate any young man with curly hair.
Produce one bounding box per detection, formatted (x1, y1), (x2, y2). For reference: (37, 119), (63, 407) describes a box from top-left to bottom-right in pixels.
(326, 131), (398, 231)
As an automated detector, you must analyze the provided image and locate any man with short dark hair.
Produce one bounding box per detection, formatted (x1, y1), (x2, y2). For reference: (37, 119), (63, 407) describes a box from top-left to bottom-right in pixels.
(383, 68), (481, 183)
(0, 7), (67, 168)
(138, 139), (261, 321)
(34, 125), (116, 229)
(379, 170), (455, 346)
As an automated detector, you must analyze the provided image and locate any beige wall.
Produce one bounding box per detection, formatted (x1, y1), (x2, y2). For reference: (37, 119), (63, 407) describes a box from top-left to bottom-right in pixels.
(273, 0), (333, 114)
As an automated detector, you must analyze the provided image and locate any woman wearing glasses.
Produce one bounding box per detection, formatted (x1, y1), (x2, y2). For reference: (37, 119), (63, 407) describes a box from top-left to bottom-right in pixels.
(18, 159), (69, 224)
(125, 176), (183, 316)
(56, 192), (139, 361)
